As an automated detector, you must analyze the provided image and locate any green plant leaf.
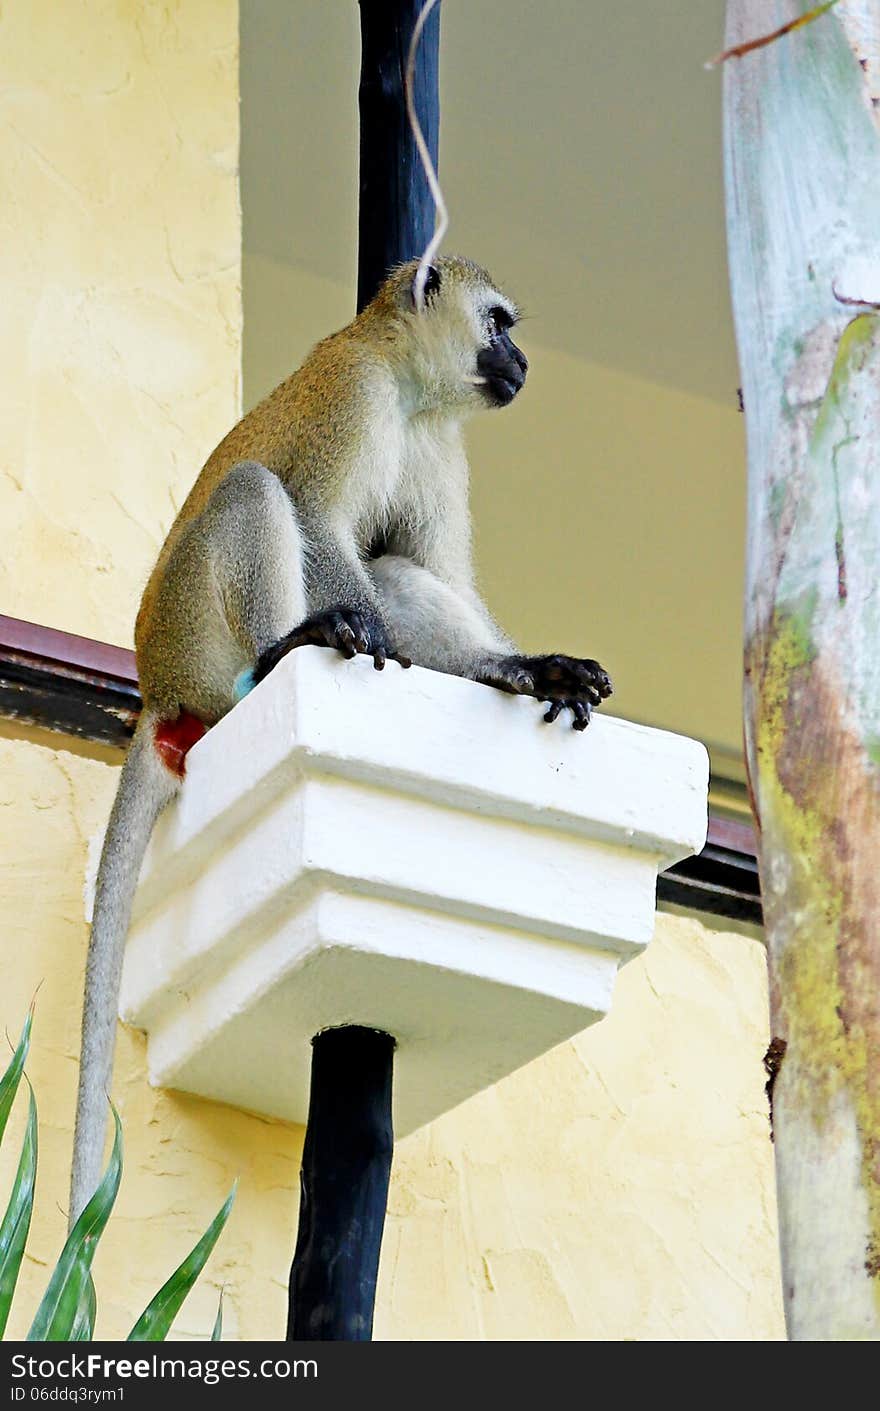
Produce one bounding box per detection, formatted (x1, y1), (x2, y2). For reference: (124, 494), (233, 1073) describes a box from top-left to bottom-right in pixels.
(27, 1106), (123, 1342)
(127, 1184), (236, 1342)
(70, 1279), (96, 1342)
(210, 1289), (223, 1342)
(0, 1009), (33, 1146)
(0, 1083), (37, 1339)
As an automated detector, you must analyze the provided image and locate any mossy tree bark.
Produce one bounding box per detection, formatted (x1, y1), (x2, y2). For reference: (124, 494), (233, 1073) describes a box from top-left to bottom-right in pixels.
(724, 0), (880, 1340)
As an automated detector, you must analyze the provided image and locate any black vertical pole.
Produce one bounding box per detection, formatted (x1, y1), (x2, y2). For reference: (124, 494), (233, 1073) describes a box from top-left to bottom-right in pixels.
(356, 0), (441, 313)
(287, 1), (441, 1342)
(287, 1028), (396, 1340)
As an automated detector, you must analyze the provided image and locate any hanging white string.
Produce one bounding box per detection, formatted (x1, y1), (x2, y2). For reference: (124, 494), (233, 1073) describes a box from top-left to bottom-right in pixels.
(405, 0), (448, 312)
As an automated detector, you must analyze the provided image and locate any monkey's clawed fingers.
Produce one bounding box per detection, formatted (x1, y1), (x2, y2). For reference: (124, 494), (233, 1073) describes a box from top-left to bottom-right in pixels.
(484, 653), (612, 731)
(257, 607), (411, 679)
(532, 655), (612, 731)
(532, 655), (612, 703)
(540, 696), (591, 730)
(291, 609), (369, 658)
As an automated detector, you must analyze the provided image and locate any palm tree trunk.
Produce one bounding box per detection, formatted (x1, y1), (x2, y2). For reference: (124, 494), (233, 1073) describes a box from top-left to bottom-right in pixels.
(724, 0), (880, 1340)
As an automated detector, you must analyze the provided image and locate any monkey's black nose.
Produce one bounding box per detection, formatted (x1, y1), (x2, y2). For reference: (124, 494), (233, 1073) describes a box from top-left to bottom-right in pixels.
(476, 341), (527, 406)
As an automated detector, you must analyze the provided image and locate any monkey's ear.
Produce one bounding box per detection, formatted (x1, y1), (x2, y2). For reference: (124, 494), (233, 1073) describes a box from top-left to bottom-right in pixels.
(412, 264), (441, 308)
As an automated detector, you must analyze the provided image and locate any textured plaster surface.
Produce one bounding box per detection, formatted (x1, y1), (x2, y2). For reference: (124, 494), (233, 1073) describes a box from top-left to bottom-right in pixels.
(0, 0), (271, 1341)
(0, 735), (303, 1341)
(0, 0), (241, 643)
(375, 915), (785, 1342)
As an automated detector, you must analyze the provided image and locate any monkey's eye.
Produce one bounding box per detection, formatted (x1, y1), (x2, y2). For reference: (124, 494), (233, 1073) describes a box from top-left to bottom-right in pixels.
(486, 306), (511, 340)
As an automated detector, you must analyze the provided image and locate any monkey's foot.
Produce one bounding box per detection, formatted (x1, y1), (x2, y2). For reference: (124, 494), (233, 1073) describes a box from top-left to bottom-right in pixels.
(480, 654), (612, 731)
(254, 608), (412, 683)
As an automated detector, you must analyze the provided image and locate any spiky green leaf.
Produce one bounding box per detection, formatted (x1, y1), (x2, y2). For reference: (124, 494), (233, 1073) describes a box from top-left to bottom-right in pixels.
(27, 1106), (123, 1341)
(0, 1010), (33, 1146)
(70, 1279), (96, 1342)
(127, 1184), (236, 1342)
(210, 1289), (223, 1342)
(0, 1083), (37, 1339)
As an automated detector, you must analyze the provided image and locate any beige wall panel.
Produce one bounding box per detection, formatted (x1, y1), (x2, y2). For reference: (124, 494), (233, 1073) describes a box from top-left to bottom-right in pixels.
(243, 254), (746, 755)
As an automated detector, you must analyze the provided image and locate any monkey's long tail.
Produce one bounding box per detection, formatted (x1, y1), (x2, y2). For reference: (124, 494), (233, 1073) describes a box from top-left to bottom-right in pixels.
(69, 712), (179, 1227)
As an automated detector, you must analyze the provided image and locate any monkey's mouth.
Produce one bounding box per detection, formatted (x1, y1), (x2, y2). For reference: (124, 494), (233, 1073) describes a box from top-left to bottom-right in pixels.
(476, 343), (528, 408)
(481, 374), (521, 407)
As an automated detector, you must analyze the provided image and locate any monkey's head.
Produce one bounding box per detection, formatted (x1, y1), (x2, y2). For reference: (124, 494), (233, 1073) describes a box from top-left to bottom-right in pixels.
(375, 256), (528, 413)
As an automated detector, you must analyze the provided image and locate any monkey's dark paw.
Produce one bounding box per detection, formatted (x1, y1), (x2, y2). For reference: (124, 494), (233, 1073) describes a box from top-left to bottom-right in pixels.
(254, 608), (411, 683)
(481, 653), (612, 731)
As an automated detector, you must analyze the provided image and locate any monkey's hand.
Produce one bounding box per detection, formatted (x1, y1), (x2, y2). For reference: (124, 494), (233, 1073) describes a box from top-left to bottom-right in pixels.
(254, 607), (412, 683)
(478, 654), (612, 731)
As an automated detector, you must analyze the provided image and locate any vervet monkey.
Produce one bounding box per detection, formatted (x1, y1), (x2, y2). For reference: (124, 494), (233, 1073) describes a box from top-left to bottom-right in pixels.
(70, 255), (612, 1223)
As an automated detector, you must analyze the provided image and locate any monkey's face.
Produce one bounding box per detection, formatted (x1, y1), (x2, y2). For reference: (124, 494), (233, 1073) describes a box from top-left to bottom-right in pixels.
(390, 257), (528, 413)
(474, 306), (528, 408)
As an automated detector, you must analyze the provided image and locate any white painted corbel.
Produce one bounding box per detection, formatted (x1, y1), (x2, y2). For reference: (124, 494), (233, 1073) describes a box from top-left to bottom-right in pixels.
(119, 647), (708, 1134)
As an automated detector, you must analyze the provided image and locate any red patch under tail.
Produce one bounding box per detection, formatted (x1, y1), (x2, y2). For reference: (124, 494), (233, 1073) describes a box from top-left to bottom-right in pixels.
(154, 712), (207, 777)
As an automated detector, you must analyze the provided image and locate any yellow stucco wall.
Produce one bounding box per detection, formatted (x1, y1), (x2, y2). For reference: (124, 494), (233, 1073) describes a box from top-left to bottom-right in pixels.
(0, 733), (301, 1342)
(0, 0), (278, 1341)
(0, 0), (241, 643)
(0, 2), (784, 1342)
(376, 915), (783, 1341)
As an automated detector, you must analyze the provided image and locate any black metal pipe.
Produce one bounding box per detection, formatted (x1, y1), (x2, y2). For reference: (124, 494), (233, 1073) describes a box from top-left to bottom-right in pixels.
(356, 0), (441, 312)
(287, 1028), (396, 1340)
